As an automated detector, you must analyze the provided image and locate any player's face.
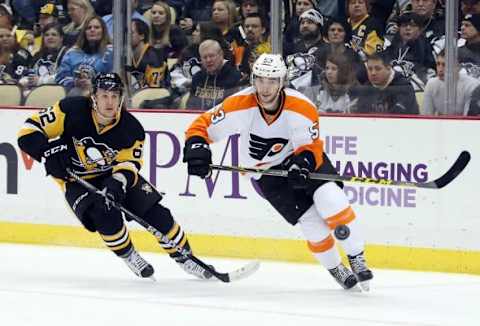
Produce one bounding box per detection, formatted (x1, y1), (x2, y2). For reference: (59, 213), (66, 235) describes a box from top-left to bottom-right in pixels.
(94, 89), (122, 119)
(254, 76), (281, 109)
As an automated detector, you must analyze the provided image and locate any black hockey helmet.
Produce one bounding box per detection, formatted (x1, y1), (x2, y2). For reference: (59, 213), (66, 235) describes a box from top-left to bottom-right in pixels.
(93, 72), (124, 95)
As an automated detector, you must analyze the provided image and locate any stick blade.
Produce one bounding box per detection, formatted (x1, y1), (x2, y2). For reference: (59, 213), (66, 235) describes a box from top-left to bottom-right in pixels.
(225, 260), (261, 282)
(423, 151), (471, 189)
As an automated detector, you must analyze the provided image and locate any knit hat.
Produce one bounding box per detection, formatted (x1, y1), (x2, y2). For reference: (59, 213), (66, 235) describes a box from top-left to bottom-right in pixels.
(463, 14), (480, 32)
(300, 9), (324, 26)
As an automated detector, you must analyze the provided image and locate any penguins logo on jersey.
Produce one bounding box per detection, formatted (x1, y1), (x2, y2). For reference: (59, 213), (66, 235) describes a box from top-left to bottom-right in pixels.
(248, 133), (288, 160)
(72, 137), (118, 172)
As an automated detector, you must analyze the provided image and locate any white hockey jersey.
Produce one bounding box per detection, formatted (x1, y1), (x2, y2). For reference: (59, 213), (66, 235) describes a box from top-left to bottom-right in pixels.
(185, 86), (324, 171)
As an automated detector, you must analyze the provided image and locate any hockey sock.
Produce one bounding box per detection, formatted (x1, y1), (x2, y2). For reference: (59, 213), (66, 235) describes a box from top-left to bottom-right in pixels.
(99, 224), (133, 257)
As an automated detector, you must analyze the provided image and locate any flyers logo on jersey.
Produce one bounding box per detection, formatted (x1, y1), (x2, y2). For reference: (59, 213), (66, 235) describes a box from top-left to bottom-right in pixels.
(72, 137), (118, 172)
(248, 133), (288, 160)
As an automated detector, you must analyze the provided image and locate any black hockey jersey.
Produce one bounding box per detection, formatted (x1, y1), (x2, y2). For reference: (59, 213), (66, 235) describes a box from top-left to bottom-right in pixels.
(17, 96), (145, 185)
(131, 43), (170, 89)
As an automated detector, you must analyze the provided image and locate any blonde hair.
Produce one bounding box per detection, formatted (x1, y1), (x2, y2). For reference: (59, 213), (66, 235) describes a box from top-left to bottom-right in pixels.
(212, 0), (239, 32)
(150, 1), (172, 48)
(63, 0), (95, 33)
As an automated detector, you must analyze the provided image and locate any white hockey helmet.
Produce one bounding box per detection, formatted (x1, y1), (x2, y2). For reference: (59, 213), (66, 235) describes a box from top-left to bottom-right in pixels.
(251, 53), (288, 83)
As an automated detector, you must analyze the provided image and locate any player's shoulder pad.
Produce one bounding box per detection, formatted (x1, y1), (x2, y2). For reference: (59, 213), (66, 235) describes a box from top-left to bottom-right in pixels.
(120, 110), (145, 141)
(284, 88), (318, 111)
(221, 86), (257, 112)
(57, 96), (92, 114)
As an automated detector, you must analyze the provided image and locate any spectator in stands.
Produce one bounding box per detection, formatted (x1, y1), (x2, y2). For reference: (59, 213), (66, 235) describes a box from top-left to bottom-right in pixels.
(423, 50), (480, 115)
(103, 0), (148, 38)
(0, 3), (14, 29)
(315, 17), (367, 83)
(56, 15), (113, 90)
(287, 9), (327, 90)
(238, 13), (271, 83)
(461, 0), (480, 16)
(0, 26), (33, 83)
(459, 14), (480, 78)
(179, 0), (214, 34)
(33, 4), (60, 53)
(22, 23), (67, 87)
(354, 52), (419, 114)
(186, 39), (240, 110)
(284, 0), (319, 56)
(171, 21), (232, 94)
(347, 0), (384, 57)
(384, 12), (436, 90)
(210, 0), (242, 64)
(90, 0), (113, 17)
(63, 0), (95, 47)
(466, 84), (480, 115)
(149, 1), (188, 58)
(410, 0), (445, 52)
(306, 53), (359, 113)
(229, 0), (264, 47)
(130, 18), (170, 90)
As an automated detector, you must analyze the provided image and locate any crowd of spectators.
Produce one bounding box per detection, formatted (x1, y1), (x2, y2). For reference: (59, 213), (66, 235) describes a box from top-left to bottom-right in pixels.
(0, 0), (480, 116)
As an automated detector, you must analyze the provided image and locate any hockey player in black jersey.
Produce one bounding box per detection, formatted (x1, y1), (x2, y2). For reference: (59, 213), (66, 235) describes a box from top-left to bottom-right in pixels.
(17, 72), (211, 280)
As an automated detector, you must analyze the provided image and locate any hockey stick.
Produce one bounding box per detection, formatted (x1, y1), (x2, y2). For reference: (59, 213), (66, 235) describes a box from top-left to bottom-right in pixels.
(66, 170), (260, 283)
(210, 151), (471, 189)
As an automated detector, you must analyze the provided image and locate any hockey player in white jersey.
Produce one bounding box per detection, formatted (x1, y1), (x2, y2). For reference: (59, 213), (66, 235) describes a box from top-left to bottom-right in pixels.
(183, 53), (373, 290)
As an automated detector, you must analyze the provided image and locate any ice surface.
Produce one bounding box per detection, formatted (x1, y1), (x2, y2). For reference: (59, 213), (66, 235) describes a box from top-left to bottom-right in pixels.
(0, 243), (478, 326)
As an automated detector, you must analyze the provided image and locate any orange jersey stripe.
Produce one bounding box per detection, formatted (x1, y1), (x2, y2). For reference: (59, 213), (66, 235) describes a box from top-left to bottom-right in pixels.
(283, 96), (319, 123)
(185, 93), (257, 141)
(325, 207), (356, 230)
(307, 234), (335, 253)
(294, 140), (324, 169)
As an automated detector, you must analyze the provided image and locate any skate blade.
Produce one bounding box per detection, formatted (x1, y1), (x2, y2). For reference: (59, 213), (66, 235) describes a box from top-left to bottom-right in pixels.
(358, 281), (370, 292)
(346, 284), (362, 292)
(147, 275), (157, 282)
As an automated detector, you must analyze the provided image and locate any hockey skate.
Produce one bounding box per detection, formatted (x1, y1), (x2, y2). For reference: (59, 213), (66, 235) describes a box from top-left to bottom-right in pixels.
(174, 255), (214, 280)
(122, 248), (155, 280)
(348, 251), (373, 291)
(328, 263), (359, 290)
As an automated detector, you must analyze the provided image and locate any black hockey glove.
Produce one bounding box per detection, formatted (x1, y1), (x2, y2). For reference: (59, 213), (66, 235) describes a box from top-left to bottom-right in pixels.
(101, 174), (127, 209)
(285, 152), (316, 190)
(42, 140), (70, 180)
(183, 137), (212, 179)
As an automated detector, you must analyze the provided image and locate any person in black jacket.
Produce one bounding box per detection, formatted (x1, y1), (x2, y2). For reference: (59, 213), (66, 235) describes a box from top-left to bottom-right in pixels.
(459, 13), (480, 78)
(354, 52), (419, 114)
(186, 39), (240, 110)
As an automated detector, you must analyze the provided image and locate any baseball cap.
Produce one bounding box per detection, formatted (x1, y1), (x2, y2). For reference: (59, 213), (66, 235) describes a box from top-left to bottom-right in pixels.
(39, 4), (58, 17)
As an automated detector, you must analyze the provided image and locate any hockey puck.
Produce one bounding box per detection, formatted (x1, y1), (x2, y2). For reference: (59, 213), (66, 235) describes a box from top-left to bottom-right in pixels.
(334, 224), (350, 240)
